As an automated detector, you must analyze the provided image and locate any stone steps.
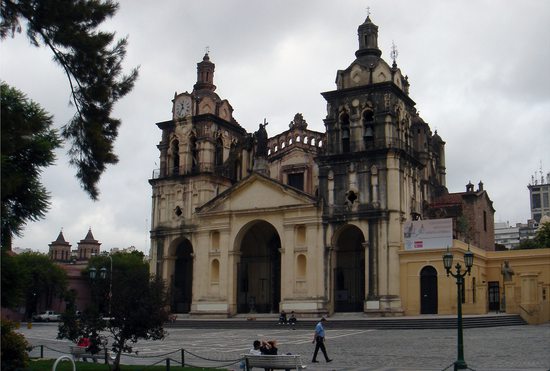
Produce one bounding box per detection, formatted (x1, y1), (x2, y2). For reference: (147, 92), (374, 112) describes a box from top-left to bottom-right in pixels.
(167, 314), (526, 330)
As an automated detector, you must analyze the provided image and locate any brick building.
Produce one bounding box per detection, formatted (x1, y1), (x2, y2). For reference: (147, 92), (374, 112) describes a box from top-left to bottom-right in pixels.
(428, 181), (495, 251)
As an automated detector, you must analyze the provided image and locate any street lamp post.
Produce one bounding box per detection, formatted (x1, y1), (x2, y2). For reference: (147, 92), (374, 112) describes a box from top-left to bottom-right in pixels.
(89, 254), (113, 316)
(443, 246), (474, 371)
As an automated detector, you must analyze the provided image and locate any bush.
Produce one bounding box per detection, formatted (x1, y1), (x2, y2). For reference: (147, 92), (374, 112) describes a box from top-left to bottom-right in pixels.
(1, 319), (30, 371)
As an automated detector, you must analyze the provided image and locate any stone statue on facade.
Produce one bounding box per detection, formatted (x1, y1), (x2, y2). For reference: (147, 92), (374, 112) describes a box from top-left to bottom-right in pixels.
(501, 260), (515, 282)
(254, 121), (269, 158)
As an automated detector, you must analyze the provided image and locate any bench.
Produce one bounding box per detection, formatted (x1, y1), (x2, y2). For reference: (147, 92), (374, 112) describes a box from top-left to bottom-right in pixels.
(243, 354), (307, 370)
(69, 346), (105, 363)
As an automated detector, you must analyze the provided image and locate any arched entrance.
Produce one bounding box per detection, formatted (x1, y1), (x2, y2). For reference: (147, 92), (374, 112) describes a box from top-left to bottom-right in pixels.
(237, 221), (281, 314)
(333, 225), (365, 312)
(172, 239), (193, 313)
(420, 266), (438, 314)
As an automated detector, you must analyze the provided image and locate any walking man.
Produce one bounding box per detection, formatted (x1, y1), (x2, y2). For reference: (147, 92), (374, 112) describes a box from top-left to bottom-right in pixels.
(311, 317), (332, 363)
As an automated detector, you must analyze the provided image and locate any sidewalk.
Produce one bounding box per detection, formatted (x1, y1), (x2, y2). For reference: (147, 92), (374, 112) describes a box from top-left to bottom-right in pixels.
(20, 321), (550, 370)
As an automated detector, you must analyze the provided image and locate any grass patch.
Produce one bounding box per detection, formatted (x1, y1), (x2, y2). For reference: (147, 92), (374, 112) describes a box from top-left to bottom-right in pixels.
(27, 359), (228, 370)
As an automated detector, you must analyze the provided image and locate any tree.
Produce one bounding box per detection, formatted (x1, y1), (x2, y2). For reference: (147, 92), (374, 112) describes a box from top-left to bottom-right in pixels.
(1, 83), (61, 250)
(1, 249), (25, 308)
(58, 251), (169, 371)
(16, 252), (68, 318)
(1, 0), (139, 200)
(514, 221), (550, 250)
(533, 221), (550, 248)
(1, 319), (30, 371)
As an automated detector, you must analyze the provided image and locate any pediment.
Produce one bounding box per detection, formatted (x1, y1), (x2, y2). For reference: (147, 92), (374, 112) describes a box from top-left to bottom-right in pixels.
(197, 173), (317, 214)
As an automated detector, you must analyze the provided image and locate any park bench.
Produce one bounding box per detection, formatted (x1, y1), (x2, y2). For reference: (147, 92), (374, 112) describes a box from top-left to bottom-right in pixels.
(243, 354), (307, 370)
(69, 346), (106, 363)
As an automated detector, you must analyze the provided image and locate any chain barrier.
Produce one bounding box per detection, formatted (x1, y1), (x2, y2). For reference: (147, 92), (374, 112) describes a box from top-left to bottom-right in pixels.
(182, 348), (242, 363)
(29, 343), (244, 369)
(121, 349), (181, 358)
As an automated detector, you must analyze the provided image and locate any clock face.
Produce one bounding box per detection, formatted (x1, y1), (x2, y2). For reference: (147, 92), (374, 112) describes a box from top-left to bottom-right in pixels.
(175, 97), (192, 118)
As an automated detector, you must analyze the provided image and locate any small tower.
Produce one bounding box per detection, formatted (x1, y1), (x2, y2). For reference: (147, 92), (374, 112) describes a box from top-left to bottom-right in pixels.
(49, 230), (71, 262)
(77, 228), (101, 261)
(193, 52), (216, 92)
(356, 15), (382, 58)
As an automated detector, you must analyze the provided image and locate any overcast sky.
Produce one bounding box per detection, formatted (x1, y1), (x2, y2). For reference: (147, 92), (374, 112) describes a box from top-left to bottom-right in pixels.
(2, 0), (549, 254)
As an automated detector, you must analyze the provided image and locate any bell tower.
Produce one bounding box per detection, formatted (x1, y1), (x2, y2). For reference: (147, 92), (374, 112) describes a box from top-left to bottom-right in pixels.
(317, 15), (446, 315)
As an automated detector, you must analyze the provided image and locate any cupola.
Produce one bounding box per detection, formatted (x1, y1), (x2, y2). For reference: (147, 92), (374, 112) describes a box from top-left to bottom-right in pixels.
(193, 53), (216, 91)
(356, 16), (382, 58)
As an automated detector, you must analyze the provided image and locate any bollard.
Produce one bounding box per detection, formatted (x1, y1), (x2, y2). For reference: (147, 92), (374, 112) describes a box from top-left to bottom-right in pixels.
(181, 349), (185, 367)
(165, 358), (170, 371)
(27, 321), (32, 329)
(40, 345), (44, 358)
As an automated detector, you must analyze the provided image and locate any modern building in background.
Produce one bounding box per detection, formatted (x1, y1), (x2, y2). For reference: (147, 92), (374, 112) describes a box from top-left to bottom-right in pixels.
(494, 222), (521, 249)
(528, 170), (550, 223)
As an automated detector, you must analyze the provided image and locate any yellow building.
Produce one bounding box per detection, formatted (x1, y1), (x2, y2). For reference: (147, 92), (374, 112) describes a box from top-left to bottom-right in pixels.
(399, 241), (550, 324)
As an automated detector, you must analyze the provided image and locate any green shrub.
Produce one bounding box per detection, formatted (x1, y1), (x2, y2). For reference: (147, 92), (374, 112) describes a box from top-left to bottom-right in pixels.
(1, 319), (30, 371)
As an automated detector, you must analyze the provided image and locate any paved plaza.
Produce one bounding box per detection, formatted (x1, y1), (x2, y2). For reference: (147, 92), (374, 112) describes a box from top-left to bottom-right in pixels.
(19, 322), (550, 370)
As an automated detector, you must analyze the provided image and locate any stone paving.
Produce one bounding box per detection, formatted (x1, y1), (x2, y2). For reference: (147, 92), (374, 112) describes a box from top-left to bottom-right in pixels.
(19, 322), (550, 370)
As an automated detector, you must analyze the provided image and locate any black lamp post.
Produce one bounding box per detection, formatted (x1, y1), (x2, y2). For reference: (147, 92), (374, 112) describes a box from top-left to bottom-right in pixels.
(89, 255), (113, 316)
(443, 247), (474, 370)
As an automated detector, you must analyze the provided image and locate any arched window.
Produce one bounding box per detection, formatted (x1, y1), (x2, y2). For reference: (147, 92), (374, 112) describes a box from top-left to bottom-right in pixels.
(296, 254), (307, 278)
(341, 113), (350, 153)
(190, 135), (198, 172)
(363, 110), (374, 144)
(211, 259), (220, 283)
(215, 137), (223, 167)
(171, 140), (180, 175)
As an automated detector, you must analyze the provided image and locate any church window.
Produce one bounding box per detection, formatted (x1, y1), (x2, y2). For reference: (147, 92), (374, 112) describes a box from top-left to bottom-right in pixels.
(288, 172), (304, 191)
(210, 259), (220, 283)
(311, 138), (315, 146)
(346, 190), (358, 204)
(171, 140), (180, 175)
(190, 136), (199, 173)
(341, 113), (350, 153)
(215, 137), (223, 167)
(296, 254), (307, 278)
(363, 110), (375, 145)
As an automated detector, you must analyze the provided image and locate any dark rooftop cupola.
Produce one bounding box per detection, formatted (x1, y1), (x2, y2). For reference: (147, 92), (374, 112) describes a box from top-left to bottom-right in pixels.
(193, 53), (216, 92)
(356, 16), (382, 58)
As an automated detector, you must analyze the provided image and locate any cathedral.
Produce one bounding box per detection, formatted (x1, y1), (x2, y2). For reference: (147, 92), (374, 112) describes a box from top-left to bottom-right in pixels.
(148, 15), (450, 317)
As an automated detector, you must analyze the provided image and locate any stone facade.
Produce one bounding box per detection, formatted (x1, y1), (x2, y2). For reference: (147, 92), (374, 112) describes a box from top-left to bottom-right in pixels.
(147, 16), (494, 318)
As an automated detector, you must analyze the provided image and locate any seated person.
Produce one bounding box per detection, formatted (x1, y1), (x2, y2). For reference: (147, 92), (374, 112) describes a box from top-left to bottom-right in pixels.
(288, 311), (297, 326)
(250, 340), (262, 355)
(278, 310), (287, 324)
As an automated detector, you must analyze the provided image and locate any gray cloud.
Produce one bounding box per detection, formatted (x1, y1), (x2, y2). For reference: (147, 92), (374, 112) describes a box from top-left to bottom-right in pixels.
(3, 0), (548, 253)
